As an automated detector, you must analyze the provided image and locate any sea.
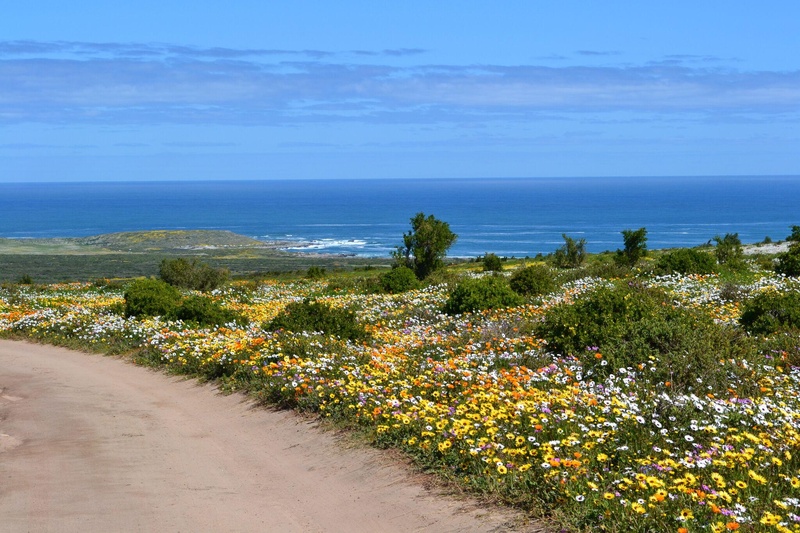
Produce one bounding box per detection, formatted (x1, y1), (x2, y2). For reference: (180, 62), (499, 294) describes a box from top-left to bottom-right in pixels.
(1, 176), (798, 258)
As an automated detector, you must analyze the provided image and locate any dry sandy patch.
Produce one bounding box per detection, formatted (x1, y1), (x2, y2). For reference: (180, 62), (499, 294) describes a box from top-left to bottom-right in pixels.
(0, 340), (549, 533)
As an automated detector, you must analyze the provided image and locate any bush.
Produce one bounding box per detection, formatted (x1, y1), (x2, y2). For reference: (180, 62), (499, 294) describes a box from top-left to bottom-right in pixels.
(552, 234), (586, 269)
(159, 258), (229, 291)
(615, 227), (647, 267)
(713, 233), (745, 270)
(775, 242), (800, 277)
(482, 253), (503, 272)
(757, 330), (800, 368)
(380, 266), (420, 293)
(443, 276), (523, 315)
(536, 281), (755, 394)
(509, 265), (557, 296)
(172, 295), (244, 327)
(306, 266), (326, 279)
(654, 248), (716, 275)
(739, 291), (800, 335)
(267, 299), (369, 342)
(124, 278), (182, 318)
(787, 225), (800, 242)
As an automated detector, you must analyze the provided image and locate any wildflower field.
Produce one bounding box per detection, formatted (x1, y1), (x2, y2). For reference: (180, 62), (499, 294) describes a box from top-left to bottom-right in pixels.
(2, 266), (800, 532)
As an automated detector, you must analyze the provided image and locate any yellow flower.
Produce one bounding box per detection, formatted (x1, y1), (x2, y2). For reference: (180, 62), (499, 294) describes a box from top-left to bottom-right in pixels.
(679, 508), (694, 521)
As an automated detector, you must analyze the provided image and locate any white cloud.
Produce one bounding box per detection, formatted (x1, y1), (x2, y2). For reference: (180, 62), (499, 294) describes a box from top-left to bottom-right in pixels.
(1, 41), (799, 126)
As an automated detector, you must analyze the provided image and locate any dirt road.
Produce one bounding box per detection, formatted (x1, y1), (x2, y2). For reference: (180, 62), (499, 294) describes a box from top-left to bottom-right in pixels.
(0, 340), (546, 533)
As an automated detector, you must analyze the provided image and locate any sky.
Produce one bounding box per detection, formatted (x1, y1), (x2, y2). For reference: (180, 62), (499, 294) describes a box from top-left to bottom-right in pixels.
(1, 1), (799, 182)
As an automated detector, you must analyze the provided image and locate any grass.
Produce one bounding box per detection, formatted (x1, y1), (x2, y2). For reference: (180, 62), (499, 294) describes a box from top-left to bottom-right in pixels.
(0, 230), (391, 283)
(2, 242), (799, 532)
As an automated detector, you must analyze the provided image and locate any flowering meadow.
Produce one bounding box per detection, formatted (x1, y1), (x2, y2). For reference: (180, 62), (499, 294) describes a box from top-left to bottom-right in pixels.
(2, 269), (800, 532)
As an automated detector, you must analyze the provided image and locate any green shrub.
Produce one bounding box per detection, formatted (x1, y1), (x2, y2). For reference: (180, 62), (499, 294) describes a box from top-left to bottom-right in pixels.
(159, 258), (229, 291)
(306, 266), (326, 279)
(654, 248), (716, 275)
(552, 234), (586, 269)
(482, 253), (503, 272)
(267, 299), (369, 342)
(509, 265), (557, 296)
(740, 291), (800, 335)
(719, 282), (748, 302)
(536, 281), (755, 394)
(124, 278), (182, 318)
(580, 257), (631, 280)
(775, 242), (800, 277)
(380, 266), (420, 293)
(443, 276), (523, 315)
(757, 330), (800, 368)
(172, 295), (244, 327)
(713, 233), (745, 269)
(17, 274), (34, 285)
(787, 225), (800, 242)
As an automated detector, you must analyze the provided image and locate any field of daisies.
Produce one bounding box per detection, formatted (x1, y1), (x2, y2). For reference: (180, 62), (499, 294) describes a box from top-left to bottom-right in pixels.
(2, 264), (799, 533)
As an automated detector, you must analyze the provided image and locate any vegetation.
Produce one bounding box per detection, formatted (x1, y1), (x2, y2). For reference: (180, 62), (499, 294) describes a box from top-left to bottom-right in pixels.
(5, 231), (800, 533)
(443, 275), (522, 314)
(776, 242), (800, 277)
(509, 264), (557, 296)
(482, 253), (503, 272)
(740, 290), (800, 335)
(159, 257), (229, 291)
(713, 232), (745, 270)
(172, 295), (245, 327)
(393, 213), (457, 280)
(379, 265), (420, 293)
(654, 247), (716, 275)
(788, 225), (800, 242)
(306, 266), (326, 279)
(536, 281), (755, 395)
(267, 299), (368, 342)
(124, 278), (182, 318)
(552, 234), (586, 269)
(615, 227), (647, 267)
(123, 278), (242, 326)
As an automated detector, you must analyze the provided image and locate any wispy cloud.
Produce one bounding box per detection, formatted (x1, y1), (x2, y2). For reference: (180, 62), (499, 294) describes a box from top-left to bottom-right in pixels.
(1, 40), (798, 126)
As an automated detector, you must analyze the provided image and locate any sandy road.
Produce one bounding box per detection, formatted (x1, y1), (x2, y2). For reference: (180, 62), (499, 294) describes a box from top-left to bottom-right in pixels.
(0, 340), (547, 533)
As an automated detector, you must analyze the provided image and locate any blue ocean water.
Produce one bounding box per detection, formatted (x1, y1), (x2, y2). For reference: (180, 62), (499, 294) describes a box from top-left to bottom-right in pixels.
(1, 177), (798, 257)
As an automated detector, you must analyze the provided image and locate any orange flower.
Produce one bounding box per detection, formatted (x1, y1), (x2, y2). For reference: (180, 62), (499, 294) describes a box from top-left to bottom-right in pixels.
(726, 523), (740, 530)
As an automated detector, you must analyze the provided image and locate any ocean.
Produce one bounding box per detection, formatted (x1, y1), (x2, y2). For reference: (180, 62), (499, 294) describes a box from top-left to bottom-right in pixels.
(1, 176), (798, 258)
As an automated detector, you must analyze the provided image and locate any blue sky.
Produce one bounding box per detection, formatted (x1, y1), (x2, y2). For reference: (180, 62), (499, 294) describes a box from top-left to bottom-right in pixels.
(1, 2), (799, 181)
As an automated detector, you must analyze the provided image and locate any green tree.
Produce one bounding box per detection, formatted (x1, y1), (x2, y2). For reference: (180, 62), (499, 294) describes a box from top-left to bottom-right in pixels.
(615, 227), (648, 267)
(713, 233), (745, 269)
(393, 213), (457, 280)
(553, 234), (586, 268)
(788, 225), (800, 242)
